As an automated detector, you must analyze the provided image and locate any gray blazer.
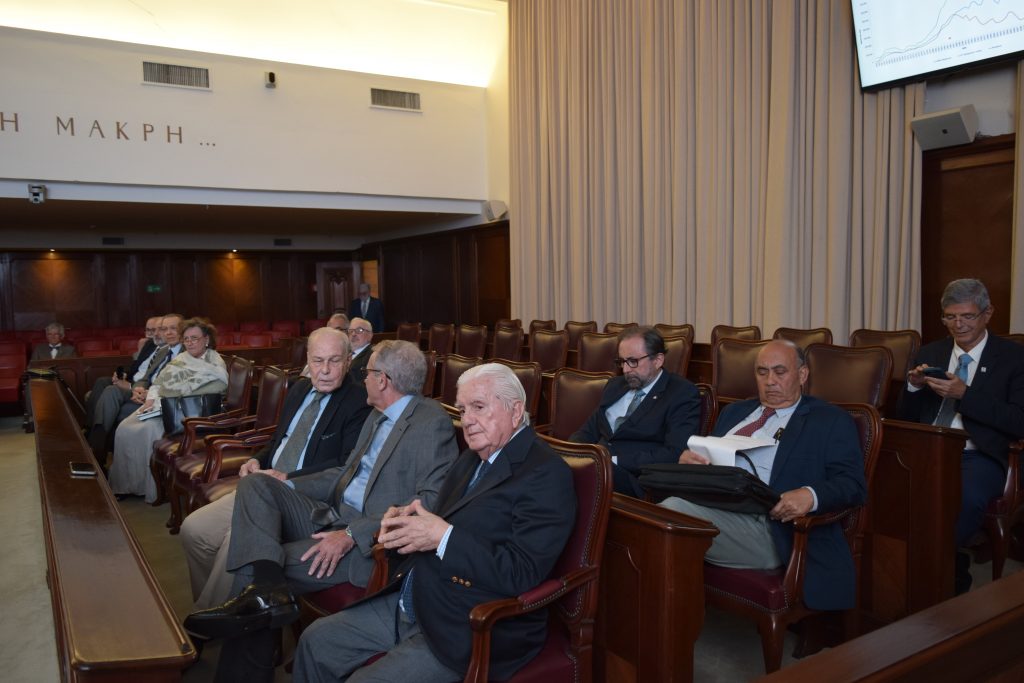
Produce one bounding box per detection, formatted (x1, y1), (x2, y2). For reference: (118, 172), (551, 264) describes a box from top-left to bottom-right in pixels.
(290, 393), (458, 585)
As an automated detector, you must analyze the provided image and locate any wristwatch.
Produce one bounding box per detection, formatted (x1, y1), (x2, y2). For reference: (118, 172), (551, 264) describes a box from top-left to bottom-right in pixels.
(344, 527), (354, 539)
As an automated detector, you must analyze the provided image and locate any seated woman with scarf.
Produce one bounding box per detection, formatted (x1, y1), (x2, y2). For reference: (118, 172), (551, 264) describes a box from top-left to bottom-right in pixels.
(109, 317), (228, 502)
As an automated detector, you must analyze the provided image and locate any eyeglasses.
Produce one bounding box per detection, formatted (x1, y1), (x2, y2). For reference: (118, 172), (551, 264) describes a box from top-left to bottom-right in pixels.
(614, 354), (651, 368)
(362, 367), (390, 381)
(941, 311), (987, 324)
(350, 327), (371, 335)
(182, 335), (205, 344)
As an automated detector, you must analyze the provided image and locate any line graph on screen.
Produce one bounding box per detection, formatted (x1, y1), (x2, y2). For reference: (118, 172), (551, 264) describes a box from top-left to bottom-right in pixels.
(852, 0), (1024, 88)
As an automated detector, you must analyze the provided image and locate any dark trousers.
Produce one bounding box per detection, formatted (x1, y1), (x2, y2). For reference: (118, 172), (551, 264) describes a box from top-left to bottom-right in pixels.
(956, 449), (1006, 548)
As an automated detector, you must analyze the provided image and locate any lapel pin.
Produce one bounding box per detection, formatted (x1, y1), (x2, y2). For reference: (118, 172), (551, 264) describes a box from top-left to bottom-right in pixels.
(981, 367), (987, 373)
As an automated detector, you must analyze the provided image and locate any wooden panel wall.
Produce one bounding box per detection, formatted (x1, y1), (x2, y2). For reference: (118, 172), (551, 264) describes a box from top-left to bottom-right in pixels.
(921, 134), (1014, 344)
(369, 220), (510, 330)
(0, 251), (328, 332)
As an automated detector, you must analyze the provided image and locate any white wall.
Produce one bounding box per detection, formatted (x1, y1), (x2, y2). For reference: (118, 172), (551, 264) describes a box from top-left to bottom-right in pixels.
(925, 63), (1017, 136)
(0, 27), (490, 197)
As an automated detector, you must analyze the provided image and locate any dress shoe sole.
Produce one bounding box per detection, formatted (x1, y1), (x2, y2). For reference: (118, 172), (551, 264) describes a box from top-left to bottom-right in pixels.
(184, 602), (299, 640)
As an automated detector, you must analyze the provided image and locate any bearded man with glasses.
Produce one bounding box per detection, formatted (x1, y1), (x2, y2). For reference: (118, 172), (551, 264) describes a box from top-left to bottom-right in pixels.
(570, 325), (701, 496)
(901, 278), (1024, 594)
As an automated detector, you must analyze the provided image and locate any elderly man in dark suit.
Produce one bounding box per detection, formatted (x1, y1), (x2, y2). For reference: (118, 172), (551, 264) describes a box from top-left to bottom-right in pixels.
(186, 340), (459, 677)
(571, 325), (701, 497)
(30, 322), (75, 360)
(347, 316), (374, 381)
(660, 340), (867, 612)
(292, 362), (575, 683)
(901, 278), (1024, 593)
(349, 283), (384, 334)
(179, 326), (373, 610)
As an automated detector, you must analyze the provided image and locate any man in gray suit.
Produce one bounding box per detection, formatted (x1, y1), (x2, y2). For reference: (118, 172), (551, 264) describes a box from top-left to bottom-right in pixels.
(185, 339), (458, 645)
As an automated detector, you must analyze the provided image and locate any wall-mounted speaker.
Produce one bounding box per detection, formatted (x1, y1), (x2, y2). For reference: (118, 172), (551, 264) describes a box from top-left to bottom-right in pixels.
(910, 105), (978, 151)
(483, 199), (508, 221)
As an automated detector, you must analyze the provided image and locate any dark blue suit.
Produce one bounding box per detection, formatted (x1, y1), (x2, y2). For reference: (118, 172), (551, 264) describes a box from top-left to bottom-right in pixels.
(716, 396), (866, 611)
(349, 296), (385, 334)
(253, 375), (372, 479)
(385, 427), (574, 679)
(571, 371), (701, 496)
(900, 333), (1024, 546)
(900, 334), (1024, 469)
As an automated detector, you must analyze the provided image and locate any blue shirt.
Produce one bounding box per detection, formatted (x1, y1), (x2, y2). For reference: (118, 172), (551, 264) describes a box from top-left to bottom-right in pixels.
(341, 393), (414, 511)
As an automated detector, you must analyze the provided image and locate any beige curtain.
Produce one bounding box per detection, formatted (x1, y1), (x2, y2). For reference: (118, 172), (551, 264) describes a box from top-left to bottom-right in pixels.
(1013, 62), (1024, 333)
(510, 0), (923, 341)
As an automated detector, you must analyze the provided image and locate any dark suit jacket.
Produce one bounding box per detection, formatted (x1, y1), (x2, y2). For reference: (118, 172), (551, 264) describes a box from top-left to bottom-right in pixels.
(30, 343), (75, 361)
(348, 345), (372, 383)
(900, 334), (1024, 468)
(716, 397), (866, 611)
(291, 394), (458, 585)
(128, 338), (157, 379)
(381, 427), (575, 679)
(253, 375), (372, 479)
(133, 344), (181, 389)
(350, 296), (384, 333)
(570, 371), (701, 473)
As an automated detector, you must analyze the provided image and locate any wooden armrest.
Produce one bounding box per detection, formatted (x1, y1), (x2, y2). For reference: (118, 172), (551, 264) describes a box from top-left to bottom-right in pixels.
(791, 507), (856, 532)
(464, 566), (599, 683)
(207, 425), (276, 445)
(193, 414), (257, 432)
(370, 543), (390, 587)
(181, 407), (246, 429)
(202, 433), (273, 482)
(533, 423), (552, 435)
(783, 506), (859, 602)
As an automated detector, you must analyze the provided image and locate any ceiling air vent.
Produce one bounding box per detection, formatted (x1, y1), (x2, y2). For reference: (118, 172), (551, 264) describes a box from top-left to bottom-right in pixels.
(101, 236), (125, 246)
(142, 61), (210, 89)
(370, 88), (422, 112)
(273, 238), (293, 247)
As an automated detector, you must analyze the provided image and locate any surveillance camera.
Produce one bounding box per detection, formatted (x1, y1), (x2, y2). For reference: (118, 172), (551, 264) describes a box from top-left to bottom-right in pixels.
(28, 184), (46, 204)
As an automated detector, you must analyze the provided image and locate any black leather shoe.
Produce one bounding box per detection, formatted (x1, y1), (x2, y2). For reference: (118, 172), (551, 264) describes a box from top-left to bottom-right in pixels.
(184, 582), (298, 639)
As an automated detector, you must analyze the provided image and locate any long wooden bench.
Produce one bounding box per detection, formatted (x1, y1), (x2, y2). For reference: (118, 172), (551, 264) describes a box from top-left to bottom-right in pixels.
(33, 378), (196, 681)
(757, 568), (1024, 681)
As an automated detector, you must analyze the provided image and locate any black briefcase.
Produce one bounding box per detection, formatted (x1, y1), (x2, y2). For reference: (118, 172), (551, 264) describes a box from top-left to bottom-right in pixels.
(639, 461), (780, 514)
(160, 394), (222, 436)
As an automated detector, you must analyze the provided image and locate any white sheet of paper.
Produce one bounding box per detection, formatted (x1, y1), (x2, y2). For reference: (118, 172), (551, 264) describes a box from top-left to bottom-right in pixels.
(686, 434), (776, 466)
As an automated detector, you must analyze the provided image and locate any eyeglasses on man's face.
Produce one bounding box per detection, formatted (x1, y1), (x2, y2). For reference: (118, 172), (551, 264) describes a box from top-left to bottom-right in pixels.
(940, 310), (988, 324)
(614, 354), (651, 369)
(350, 327), (371, 335)
(361, 366), (390, 381)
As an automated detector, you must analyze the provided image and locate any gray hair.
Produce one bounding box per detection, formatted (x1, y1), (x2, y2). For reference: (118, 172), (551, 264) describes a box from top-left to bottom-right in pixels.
(457, 362), (531, 426)
(373, 339), (425, 395)
(307, 326), (352, 357)
(45, 322), (64, 335)
(327, 313), (349, 330)
(350, 317), (373, 333)
(941, 278), (991, 311)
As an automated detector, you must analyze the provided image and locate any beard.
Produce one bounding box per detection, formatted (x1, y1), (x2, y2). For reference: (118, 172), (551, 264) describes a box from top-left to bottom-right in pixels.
(624, 373), (644, 390)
